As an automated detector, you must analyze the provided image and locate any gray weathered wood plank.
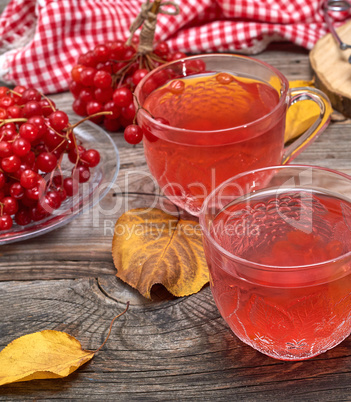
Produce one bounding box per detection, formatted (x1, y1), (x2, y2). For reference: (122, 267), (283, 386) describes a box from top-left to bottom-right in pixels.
(1, 46), (351, 400)
(1, 278), (351, 401)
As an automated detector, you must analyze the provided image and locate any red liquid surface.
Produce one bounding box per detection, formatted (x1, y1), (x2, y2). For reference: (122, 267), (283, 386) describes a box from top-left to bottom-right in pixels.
(207, 190), (351, 360)
(142, 73), (284, 214)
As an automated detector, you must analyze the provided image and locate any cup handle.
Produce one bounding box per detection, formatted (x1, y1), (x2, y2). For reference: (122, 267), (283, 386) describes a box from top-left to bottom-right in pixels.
(282, 87), (332, 164)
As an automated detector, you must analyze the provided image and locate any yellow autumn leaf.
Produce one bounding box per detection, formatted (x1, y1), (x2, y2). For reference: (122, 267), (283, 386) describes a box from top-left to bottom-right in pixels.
(0, 330), (94, 386)
(0, 304), (129, 387)
(285, 80), (332, 143)
(112, 208), (209, 299)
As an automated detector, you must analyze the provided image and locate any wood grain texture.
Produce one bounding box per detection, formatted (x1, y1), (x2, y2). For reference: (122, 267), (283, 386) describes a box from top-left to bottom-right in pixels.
(1, 46), (351, 400)
(310, 21), (351, 117)
(2, 278), (351, 401)
(0, 0), (9, 14)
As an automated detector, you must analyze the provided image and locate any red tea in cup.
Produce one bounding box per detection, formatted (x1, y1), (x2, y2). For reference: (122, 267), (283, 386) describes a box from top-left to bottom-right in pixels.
(200, 165), (351, 360)
(135, 55), (330, 215)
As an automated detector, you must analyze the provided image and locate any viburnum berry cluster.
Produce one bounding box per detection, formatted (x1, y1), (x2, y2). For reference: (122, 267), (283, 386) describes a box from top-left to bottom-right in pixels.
(70, 40), (185, 145)
(0, 85), (101, 231)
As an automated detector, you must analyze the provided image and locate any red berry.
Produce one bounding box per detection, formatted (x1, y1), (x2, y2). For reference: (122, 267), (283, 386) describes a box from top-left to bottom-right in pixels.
(27, 115), (47, 138)
(124, 124), (143, 145)
(15, 208), (31, 226)
(86, 100), (103, 115)
(0, 96), (14, 108)
(103, 101), (120, 120)
(30, 205), (48, 222)
(39, 99), (55, 116)
(113, 87), (133, 107)
(43, 128), (64, 151)
(94, 70), (112, 89)
(68, 145), (85, 164)
(71, 64), (85, 83)
(69, 81), (83, 98)
(22, 150), (36, 167)
(79, 88), (94, 103)
(21, 194), (38, 207)
(10, 183), (24, 199)
(49, 110), (69, 131)
(13, 85), (26, 95)
(19, 123), (39, 142)
(0, 172), (5, 189)
(12, 138), (31, 157)
(80, 67), (96, 86)
(121, 102), (136, 123)
(40, 191), (62, 213)
(25, 185), (42, 201)
(57, 187), (67, 202)
(3, 196), (18, 215)
(81, 149), (100, 167)
(103, 118), (121, 132)
(0, 86), (8, 97)
(63, 177), (78, 196)
(21, 88), (41, 103)
(106, 41), (125, 59)
(0, 108), (8, 119)
(93, 44), (110, 63)
(132, 69), (149, 86)
(0, 141), (13, 158)
(37, 152), (57, 173)
(20, 169), (39, 189)
(73, 165), (90, 183)
(72, 99), (87, 116)
(1, 155), (21, 173)
(81, 50), (97, 67)
(1, 127), (16, 142)
(0, 214), (13, 230)
(94, 87), (113, 103)
(23, 101), (42, 118)
(7, 105), (22, 118)
(123, 46), (136, 60)
(154, 42), (169, 58)
(167, 52), (187, 61)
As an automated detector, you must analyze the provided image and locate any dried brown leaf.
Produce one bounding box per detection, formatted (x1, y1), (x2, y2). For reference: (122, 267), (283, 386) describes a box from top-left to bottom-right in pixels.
(112, 208), (209, 299)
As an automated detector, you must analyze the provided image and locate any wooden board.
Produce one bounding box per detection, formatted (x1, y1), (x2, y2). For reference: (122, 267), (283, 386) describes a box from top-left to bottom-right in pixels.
(310, 20), (351, 117)
(1, 45), (351, 400)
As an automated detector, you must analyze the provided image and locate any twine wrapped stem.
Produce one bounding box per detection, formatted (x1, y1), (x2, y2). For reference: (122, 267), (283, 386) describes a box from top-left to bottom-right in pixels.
(126, 0), (179, 54)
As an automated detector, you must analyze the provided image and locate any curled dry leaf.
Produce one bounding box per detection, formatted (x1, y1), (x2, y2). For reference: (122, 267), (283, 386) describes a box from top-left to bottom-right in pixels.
(112, 208), (209, 299)
(285, 80), (332, 143)
(0, 330), (94, 386)
(0, 303), (129, 387)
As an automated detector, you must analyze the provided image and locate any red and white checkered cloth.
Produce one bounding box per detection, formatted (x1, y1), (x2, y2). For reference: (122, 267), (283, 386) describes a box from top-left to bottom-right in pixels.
(0, 0), (349, 94)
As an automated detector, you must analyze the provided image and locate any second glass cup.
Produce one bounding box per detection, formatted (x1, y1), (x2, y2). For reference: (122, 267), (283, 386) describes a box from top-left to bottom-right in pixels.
(134, 54), (330, 216)
(199, 165), (351, 360)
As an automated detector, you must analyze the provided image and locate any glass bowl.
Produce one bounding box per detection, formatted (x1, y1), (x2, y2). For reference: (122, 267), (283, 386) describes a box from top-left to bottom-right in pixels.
(0, 117), (119, 244)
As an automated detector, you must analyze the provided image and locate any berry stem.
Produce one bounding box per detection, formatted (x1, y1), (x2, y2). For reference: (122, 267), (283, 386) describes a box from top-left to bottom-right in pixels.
(44, 123), (67, 138)
(48, 153), (64, 190)
(40, 92), (56, 112)
(92, 302), (130, 354)
(8, 89), (21, 97)
(132, 93), (155, 123)
(68, 111), (112, 130)
(0, 118), (27, 128)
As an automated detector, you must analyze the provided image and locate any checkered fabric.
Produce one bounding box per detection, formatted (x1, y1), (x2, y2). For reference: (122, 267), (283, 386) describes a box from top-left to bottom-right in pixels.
(0, 0), (349, 94)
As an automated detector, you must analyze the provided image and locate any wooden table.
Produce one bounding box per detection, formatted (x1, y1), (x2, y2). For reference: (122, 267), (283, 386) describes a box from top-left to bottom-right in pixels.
(1, 45), (351, 401)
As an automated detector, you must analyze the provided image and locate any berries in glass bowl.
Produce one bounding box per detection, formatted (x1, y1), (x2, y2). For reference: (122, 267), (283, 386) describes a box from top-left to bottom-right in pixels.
(0, 85), (101, 231)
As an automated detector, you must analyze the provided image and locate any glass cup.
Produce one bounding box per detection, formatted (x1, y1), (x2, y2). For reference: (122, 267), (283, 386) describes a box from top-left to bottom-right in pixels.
(199, 165), (351, 360)
(135, 54), (331, 216)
